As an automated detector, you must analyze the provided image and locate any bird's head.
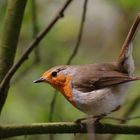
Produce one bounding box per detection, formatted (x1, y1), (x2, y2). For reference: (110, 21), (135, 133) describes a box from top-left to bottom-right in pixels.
(33, 65), (74, 92)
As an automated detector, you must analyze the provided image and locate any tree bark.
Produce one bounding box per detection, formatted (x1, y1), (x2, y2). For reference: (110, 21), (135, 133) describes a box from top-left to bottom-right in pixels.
(0, 0), (27, 112)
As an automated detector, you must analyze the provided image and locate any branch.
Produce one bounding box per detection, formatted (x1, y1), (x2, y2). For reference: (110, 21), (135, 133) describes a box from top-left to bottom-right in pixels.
(0, 122), (140, 139)
(104, 115), (140, 122)
(31, 0), (40, 63)
(49, 0), (88, 122)
(48, 90), (58, 122)
(120, 94), (140, 123)
(12, 63), (36, 85)
(0, 0), (27, 112)
(12, 0), (40, 84)
(67, 0), (88, 65)
(0, 0), (27, 81)
(0, 0), (74, 97)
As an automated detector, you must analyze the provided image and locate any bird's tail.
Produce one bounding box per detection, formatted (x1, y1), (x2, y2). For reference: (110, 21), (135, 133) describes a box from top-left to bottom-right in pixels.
(117, 13), (140, 76)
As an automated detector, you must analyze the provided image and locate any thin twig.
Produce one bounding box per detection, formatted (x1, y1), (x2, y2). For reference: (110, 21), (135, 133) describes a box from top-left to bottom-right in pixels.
(31, 0), (40, 63)
(48, 0), (88, 122)
(104, 115), (140, 122)
(67, 0), (88, 65)
(120, 94), (140, 123)
(12, 0), (40, 84)
(48, 91), (57, 140)
(12, 63), (36, 85)
(0, 0), (74, 93)
(48, 90), (58, 122)
(0, 122), (140, 139)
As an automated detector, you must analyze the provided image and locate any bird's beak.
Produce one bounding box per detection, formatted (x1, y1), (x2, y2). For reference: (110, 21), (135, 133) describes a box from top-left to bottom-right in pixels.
(33, 77), (45, 83)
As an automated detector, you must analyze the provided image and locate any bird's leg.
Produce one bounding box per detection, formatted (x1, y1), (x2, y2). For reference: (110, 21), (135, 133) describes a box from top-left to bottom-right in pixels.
(75, 115), (95, 128)
(75, 114), (106, 128)
(94, 114), (106, 124)
(75, 115), (95, 124)
(75, 117), (87, 128)
(75, 117), (86, 123)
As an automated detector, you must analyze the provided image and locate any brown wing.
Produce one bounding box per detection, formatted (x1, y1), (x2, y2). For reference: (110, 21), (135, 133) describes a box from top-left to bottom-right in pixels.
(72, 63), (135, 92)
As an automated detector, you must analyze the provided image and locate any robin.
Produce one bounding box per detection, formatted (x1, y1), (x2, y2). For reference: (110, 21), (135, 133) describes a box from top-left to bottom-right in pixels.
(34, 22), (140, 121)
(34, 41), (140, 121)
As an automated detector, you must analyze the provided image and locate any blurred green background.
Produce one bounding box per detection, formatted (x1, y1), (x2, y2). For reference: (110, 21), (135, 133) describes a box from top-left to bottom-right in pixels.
(0, 0), (140, 140)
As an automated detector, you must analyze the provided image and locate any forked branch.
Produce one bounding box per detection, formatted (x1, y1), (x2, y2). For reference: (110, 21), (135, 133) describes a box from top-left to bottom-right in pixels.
(0, 0), (74, 94)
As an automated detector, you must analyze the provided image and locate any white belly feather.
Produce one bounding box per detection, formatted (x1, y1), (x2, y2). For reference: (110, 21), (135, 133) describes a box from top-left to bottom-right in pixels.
(72, 83), (130, 116)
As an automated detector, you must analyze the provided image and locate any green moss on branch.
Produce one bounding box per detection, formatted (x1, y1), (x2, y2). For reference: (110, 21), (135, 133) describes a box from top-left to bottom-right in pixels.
(0, 0), (27, 112)
(0, 122), (140, 139)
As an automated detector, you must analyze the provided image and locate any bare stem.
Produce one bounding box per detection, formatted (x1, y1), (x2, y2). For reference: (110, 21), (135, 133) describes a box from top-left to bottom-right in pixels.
(67, 0), (88, 65)
(48, 90), (58, 122)
(120, 94), (140, 124)
(12, 0), (40, 84)
(0, 0), (27, 112)
(104, 115), (140, 122)
(31, 0), (40, 63)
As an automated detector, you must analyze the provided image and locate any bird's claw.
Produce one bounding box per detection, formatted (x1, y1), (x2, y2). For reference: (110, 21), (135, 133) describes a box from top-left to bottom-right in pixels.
(75, 118), (86, 129)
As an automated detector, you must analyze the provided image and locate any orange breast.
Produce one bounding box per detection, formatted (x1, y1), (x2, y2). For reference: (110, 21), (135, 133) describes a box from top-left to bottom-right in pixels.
(57, 76), (76, 107)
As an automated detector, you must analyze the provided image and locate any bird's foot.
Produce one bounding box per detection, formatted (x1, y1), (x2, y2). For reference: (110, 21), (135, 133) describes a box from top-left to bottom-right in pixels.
(75, 117), (86, 129)
(94, 114), (106, 127)
(75, 114), (106, 128)
(74, 117), (86, 136)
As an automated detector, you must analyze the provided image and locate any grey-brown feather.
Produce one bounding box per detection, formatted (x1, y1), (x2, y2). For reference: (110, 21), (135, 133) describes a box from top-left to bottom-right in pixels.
(71, 63), (136, 92)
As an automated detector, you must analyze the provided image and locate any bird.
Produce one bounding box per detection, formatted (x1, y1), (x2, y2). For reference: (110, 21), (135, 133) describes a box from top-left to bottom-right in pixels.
(33, 14), (140, 121)
(34, 41), (140, 121)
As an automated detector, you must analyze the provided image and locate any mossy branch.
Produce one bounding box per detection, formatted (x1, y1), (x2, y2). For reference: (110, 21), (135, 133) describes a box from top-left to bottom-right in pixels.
(0, 0), (27, 112)
(0, 0), (73, 103)
(0, 122), (140, 139)
(0, 0), (73, 113)
(0, 0), (27, 81)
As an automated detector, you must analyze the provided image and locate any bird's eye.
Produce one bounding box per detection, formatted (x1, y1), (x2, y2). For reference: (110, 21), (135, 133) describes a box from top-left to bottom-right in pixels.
(51, 71), (57, 77)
